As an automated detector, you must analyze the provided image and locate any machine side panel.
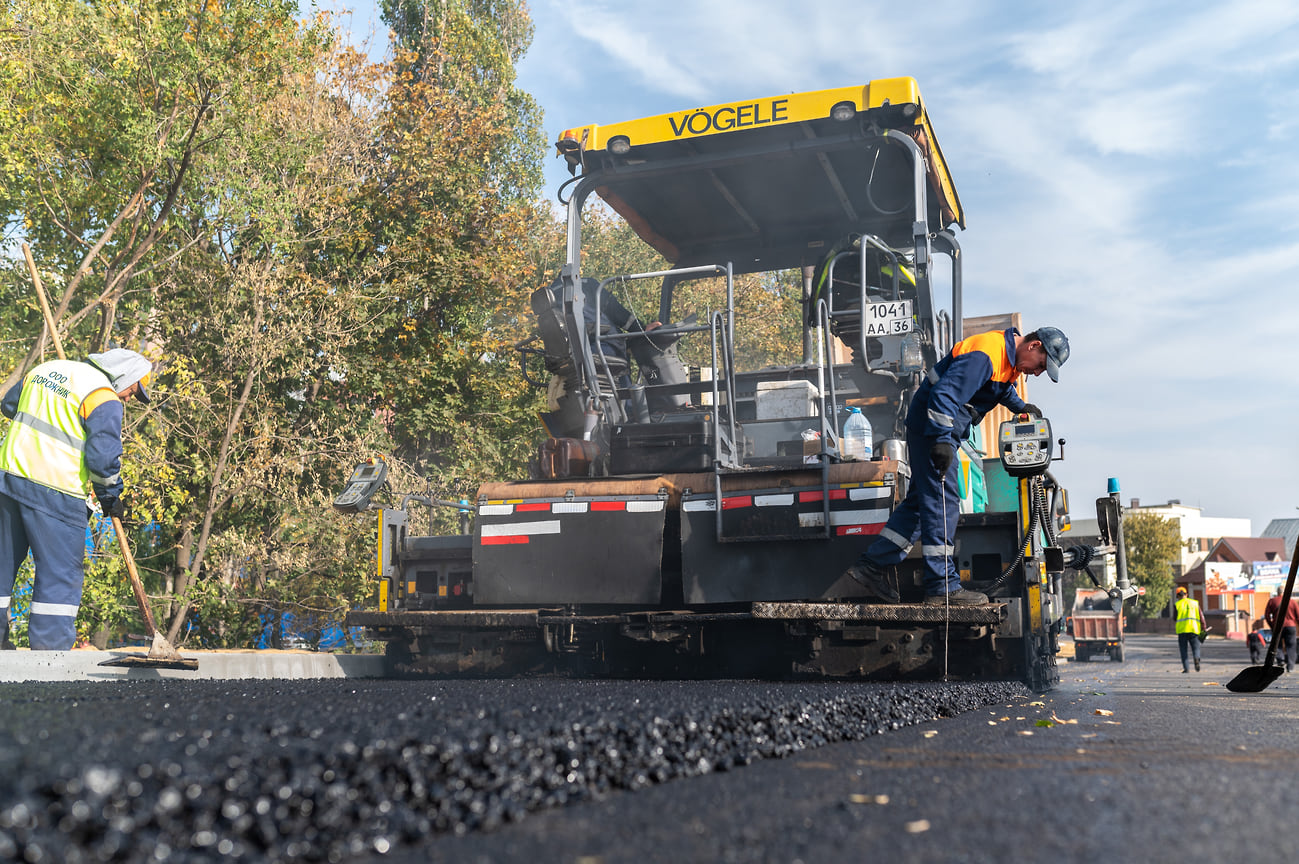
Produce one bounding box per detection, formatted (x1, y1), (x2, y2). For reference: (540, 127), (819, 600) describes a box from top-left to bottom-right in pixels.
(681, 483), (894, 603)
(473, 497), (665, 604)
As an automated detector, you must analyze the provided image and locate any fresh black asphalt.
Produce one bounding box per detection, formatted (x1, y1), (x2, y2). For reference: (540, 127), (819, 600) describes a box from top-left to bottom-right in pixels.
(3, 634), (1294, 863)
(400, 634), (1299, 863)
(0, 675), (1021, 862)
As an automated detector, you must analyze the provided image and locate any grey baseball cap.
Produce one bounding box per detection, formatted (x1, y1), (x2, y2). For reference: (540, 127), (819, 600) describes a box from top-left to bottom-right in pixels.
(87, 348), (152, 404)
(1036, 326), (1070, 382)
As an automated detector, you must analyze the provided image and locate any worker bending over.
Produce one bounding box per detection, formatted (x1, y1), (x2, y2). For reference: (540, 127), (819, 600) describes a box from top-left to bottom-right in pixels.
(0, 349), (151, 649)
(1263, 587), (1299, 673)
(844, 327), (1069, 606)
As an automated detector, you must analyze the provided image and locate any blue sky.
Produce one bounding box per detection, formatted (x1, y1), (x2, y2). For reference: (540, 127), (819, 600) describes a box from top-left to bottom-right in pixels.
(318, 0), (1299, 534)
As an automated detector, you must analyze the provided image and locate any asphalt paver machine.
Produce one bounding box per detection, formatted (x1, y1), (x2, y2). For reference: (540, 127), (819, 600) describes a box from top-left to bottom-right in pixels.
(341, 78), (1135, 690)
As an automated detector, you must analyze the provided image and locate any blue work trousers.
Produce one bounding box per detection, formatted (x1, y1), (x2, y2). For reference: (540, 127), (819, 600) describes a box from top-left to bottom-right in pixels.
(1177, 632), (1202, 671)
(856, 425), (961, 596)
(0, 492), (86, 650)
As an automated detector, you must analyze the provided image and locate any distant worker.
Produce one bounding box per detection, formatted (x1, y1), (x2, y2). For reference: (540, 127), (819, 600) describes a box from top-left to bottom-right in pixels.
(1174, 587), (1206, 673)
(0, 349), (151, 650)
(1263, 587), (1299, 673)
(842, 327), (1069, 605)
(1247, 619), (1268, 665)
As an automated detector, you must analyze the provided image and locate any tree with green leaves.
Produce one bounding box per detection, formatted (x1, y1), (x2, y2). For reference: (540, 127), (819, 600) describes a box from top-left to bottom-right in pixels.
(1123, 511), (1183, 618)
(332, 0), (547, 529)
(3, 0), (386, 648)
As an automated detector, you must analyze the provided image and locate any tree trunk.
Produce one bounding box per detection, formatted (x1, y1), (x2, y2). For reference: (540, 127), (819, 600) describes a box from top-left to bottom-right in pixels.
(164, 348), (261, 645)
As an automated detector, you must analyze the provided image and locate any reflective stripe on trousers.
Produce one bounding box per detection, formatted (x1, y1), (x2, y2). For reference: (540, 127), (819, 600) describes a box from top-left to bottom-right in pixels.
(877, 526), (914, 554)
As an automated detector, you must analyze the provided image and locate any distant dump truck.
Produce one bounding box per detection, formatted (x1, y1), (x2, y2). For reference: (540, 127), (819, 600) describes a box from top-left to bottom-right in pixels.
(1072, 588), (1125, 662)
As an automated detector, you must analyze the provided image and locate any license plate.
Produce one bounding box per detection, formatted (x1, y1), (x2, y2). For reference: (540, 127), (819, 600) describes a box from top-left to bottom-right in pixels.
(863, 300), (913, 335)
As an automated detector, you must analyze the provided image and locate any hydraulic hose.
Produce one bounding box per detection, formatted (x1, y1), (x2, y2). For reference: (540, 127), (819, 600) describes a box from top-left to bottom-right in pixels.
(990, 475), (1100, 594)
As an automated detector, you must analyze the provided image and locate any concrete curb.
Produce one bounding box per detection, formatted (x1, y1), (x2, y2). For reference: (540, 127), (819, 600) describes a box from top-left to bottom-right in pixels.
(0, 649), (386, 682)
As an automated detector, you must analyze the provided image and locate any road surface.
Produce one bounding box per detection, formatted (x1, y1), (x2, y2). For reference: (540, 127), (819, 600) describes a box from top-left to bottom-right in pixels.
(2, 634), (1295, 862)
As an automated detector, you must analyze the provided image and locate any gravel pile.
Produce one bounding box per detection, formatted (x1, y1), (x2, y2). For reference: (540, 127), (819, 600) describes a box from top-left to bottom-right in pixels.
(0, 678), (1025, 862)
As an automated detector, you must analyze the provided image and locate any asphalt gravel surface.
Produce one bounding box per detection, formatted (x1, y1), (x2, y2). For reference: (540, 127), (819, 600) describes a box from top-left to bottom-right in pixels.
(388, 634), (1299, 864)
(0, 677), (1024, 863)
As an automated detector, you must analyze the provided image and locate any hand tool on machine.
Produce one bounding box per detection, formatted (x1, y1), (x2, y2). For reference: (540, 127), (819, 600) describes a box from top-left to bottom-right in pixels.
(21, 244), (197, 671)
(1226, 535), (1299, 692)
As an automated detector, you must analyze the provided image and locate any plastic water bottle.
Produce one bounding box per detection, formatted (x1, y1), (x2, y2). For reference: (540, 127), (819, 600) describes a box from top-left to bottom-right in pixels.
(842, 407), (872, 461)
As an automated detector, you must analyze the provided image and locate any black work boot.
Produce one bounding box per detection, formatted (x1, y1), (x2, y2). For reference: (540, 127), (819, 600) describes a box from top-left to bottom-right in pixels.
(923, 588), (989, 606)
(843, 562), (900, 604)
(1194, 658), (1201, 671)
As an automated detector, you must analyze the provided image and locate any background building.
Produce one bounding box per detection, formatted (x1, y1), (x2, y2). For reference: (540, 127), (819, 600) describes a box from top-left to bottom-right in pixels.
(1183, 537), (1286, 638)
(1261, 518), (1299, 559)
(1128, 500), (1250, 579)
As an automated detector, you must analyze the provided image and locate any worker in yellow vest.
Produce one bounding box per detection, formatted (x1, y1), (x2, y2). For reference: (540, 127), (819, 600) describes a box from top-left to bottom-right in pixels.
(0, 349), (151, 649)
(1174, 586), (1206, 673)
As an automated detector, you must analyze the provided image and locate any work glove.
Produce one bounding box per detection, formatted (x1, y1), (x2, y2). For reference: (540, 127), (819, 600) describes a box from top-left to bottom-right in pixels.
(929, 441), (956, 475)
(97, 494), (125, 519)
(1018, 403), (1042, 417)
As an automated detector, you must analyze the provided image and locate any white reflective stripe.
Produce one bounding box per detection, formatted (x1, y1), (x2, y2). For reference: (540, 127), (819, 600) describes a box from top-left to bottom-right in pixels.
(551, 502), (588, 514)
(832, 509), (889, 525)
(922, 544), (956, 557)
(89, 470), (121, 486)
(879, 526), (913, 551)
(681, 499), (716, 512)
(799, 509), (891, 528)
(626, 500), (665, 513)
(754, 494), (794, 507)
(0, 596), (9, 610)
(12, 411), (84, 450)
(847, 486), (890, 501)
(478, 504), (514, 516)
(927, 409), (954, 428)
(30, 601), (79, 617)
(480, 520), (560, 537)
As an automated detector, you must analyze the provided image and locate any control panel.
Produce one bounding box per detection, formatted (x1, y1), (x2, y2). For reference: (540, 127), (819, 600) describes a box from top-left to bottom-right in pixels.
(333, 457), (389, 513)
(998, 415), (1053, 478)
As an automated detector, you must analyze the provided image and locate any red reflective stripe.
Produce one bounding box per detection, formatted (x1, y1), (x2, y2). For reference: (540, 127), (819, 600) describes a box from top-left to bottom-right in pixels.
(722, 496), (752, 510)
(590, 501), (625, 511)
(515, 502), (550, 512)
(798, 489), (849, 503)
(481, 535), (529, 545)
(834, 524), (886, 537)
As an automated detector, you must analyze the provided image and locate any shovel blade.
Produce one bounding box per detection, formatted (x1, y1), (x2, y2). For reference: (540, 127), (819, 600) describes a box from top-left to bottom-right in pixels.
(98, 654), (199, 671)
(1226, 664), (1284, 693)
(98, 632), (198, 672)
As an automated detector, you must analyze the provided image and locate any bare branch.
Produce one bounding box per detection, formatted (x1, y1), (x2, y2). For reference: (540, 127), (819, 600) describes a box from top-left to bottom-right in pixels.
(165, 295), (264, 645)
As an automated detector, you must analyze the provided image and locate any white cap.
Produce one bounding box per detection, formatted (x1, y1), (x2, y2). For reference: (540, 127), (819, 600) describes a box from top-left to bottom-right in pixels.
(87, 348), (152, 404)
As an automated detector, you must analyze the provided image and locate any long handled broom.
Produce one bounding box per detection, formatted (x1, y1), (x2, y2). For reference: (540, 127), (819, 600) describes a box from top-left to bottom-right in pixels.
(21, 244), (196, 670)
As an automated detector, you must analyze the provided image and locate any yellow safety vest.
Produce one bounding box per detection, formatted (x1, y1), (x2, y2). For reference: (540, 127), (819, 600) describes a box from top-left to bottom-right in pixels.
(1174, 597), (1203, 635)
(0, 360), (119, 497)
